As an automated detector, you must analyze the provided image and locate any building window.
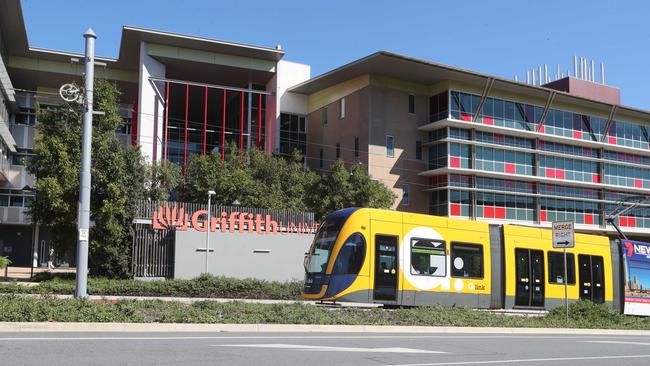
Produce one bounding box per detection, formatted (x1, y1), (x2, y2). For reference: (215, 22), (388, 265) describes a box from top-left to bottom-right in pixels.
(416, 140), (422, 160)
(450, 242), (484, 278)
(340, 98), (346, 119)
(402, 184), (409, 206)
(0, 189), (35, 208)
(319, 148), (323, 168)
(386, 135), (394, 158)
(411, 238), (446, 276)
(279, 113), (307, 157)
(336, 143), (340, 160)
(548, 252), (575, 284)
(408, 94), (416, 114)
(322, 107), (328, 125)
(354, 137), (359, 157)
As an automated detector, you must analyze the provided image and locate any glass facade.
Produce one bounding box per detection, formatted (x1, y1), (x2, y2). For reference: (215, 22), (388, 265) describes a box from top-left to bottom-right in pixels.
(418, 89), (650, 232)
(279, 112), (306, 157)
(445, 89), (650, 151)
(475, 146), (533, 175)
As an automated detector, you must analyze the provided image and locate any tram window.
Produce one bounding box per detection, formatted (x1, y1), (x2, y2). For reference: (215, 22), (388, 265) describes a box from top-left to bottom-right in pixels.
(547, 251), (575, 285)
(333, 233), (366, 275)
(411, 238), (446, 276)
(450, 242), (483, 278)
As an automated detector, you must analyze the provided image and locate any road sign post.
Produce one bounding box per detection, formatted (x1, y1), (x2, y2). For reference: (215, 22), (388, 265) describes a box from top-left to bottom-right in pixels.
(552, 221), (575, 323)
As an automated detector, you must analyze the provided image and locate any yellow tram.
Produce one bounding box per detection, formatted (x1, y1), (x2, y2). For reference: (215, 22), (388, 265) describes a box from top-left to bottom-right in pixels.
(303, 208), (615, 309)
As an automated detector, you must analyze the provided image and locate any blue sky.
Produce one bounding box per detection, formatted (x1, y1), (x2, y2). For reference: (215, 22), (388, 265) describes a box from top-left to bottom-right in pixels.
(21, 0), (650, 110)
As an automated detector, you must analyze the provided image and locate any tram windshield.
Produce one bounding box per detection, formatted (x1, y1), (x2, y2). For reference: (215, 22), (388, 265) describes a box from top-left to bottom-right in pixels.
(304, 208), (357, 274)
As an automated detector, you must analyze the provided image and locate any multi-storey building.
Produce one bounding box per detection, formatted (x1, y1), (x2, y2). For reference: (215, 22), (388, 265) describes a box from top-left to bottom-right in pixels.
(0, 0), (309, 266)
(1, 0), (648, 267)
(291, 52), (650, 239)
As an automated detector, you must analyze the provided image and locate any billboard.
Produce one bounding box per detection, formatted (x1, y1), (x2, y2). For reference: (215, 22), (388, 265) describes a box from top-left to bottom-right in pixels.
(621, 240), (650, 316)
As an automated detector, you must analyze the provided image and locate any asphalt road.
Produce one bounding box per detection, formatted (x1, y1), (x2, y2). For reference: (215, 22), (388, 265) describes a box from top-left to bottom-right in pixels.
(1, 331), (650, 365)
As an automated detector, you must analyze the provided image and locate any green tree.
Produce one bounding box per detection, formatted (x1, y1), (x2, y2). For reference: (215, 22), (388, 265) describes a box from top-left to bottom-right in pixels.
(182, 144), (318, 210)
(308, 160), (397, 220)
(27, 79), (164, 278)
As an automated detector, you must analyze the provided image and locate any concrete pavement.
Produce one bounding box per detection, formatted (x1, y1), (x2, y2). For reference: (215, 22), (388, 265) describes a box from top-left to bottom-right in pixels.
(1, 329), (650, 365)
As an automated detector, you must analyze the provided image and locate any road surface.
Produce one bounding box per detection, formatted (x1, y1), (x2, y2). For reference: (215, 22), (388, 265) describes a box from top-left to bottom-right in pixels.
(1, 331), (650, 365)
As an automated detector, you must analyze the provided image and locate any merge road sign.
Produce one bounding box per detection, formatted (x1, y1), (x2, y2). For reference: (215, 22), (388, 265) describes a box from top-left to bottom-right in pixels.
(552, 221), (575, 248)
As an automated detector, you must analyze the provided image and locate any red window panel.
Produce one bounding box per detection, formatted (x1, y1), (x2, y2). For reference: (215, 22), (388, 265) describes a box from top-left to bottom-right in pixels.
(608, 136), (617, 145)
(450, 157), (460, 168)
(484, 206), (495, 219)
(450, 203), (461, 216)
(592, 173), (600, 183)
(494, 134), (504, 142)
(460, 112), (472, 121)
(483, 116), (494, 125)
(572, 130), (582, 139)
(620, 216), (628, 227)
(505, 163), (516, 174)
(540, 210), (547, 222)
(629, 217), (637, 227)
(584, 213), (594, 225)
(546, 168), (556, 178)
(556, 169), (565, 180)
(635, 179), (643, 188)
(495, 207), (505, 219)
(538, 125), (545, 133)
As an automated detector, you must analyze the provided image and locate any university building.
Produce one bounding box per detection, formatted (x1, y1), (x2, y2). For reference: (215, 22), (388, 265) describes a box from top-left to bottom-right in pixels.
(1, 0), (649, 267)
(292, 52), (650, 240)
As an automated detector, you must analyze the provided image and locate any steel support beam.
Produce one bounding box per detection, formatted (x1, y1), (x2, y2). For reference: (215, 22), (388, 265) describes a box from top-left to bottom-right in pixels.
(600, 105), (618, 142)
(472, 77), (495, 122)
(535, 91), (556, 132)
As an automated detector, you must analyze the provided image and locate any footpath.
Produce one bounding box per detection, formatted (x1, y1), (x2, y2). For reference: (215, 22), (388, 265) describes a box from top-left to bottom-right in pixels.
(2, 322), (650, 335)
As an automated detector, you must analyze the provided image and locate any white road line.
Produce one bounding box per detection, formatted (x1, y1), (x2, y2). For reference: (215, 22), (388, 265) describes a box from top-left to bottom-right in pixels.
(211, 343), (447, 353)
(0, 335), (649, 341)
(389, 354), (650, 366)
(585, 340), (650, 346)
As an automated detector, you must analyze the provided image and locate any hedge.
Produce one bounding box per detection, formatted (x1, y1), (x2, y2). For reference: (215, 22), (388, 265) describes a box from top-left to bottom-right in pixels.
(0, 274), (303, 300)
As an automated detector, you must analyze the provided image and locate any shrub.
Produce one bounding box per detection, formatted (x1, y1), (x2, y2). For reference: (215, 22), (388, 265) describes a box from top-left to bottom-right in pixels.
(0, 256), (11, 270)
(0, 274), (303, 300)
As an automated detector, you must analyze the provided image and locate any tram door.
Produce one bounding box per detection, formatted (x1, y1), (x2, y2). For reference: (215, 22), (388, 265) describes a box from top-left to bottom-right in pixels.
(578, 255), (605, 304)
(374, 235), (399, 301)
(514, 249), (545, 307)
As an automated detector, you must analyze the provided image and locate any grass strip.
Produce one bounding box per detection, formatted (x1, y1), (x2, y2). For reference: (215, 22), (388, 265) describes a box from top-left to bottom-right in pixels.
(1, 296), (650, 329)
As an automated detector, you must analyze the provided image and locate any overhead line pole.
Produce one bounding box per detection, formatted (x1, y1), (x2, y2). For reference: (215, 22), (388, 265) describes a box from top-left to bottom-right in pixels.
(75, 29), (96, 299)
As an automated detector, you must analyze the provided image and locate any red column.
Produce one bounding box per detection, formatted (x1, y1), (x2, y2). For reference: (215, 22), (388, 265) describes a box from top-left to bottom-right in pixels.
(183, 84), (189, 175)
(164, 81), (169, 161)
(257, 93), (262, 148)
(203, 86), (208, 155)
(239, 91), (244, 157)
(131, 97), (138, 146)
(221, 89), (226, 160)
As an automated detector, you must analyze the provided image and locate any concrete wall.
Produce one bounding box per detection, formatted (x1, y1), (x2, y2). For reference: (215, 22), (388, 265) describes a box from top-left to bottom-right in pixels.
(306, 86), (370, 171)
(272, 60), (310, 153)
(277, 60), (310, 115)
(137, 42), (166, 162)
(305, 83), (429, 214)
(369, 85), (429, 213)
(174, 229), (312, 282)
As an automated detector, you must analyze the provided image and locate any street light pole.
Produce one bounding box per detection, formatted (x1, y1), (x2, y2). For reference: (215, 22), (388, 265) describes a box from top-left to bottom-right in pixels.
(205, 190), (216, 274)
(75, 29), (96, 299)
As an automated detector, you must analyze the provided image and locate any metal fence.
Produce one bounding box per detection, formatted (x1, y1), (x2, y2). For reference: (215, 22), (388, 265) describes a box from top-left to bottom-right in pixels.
(132, 200), (316, 278)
